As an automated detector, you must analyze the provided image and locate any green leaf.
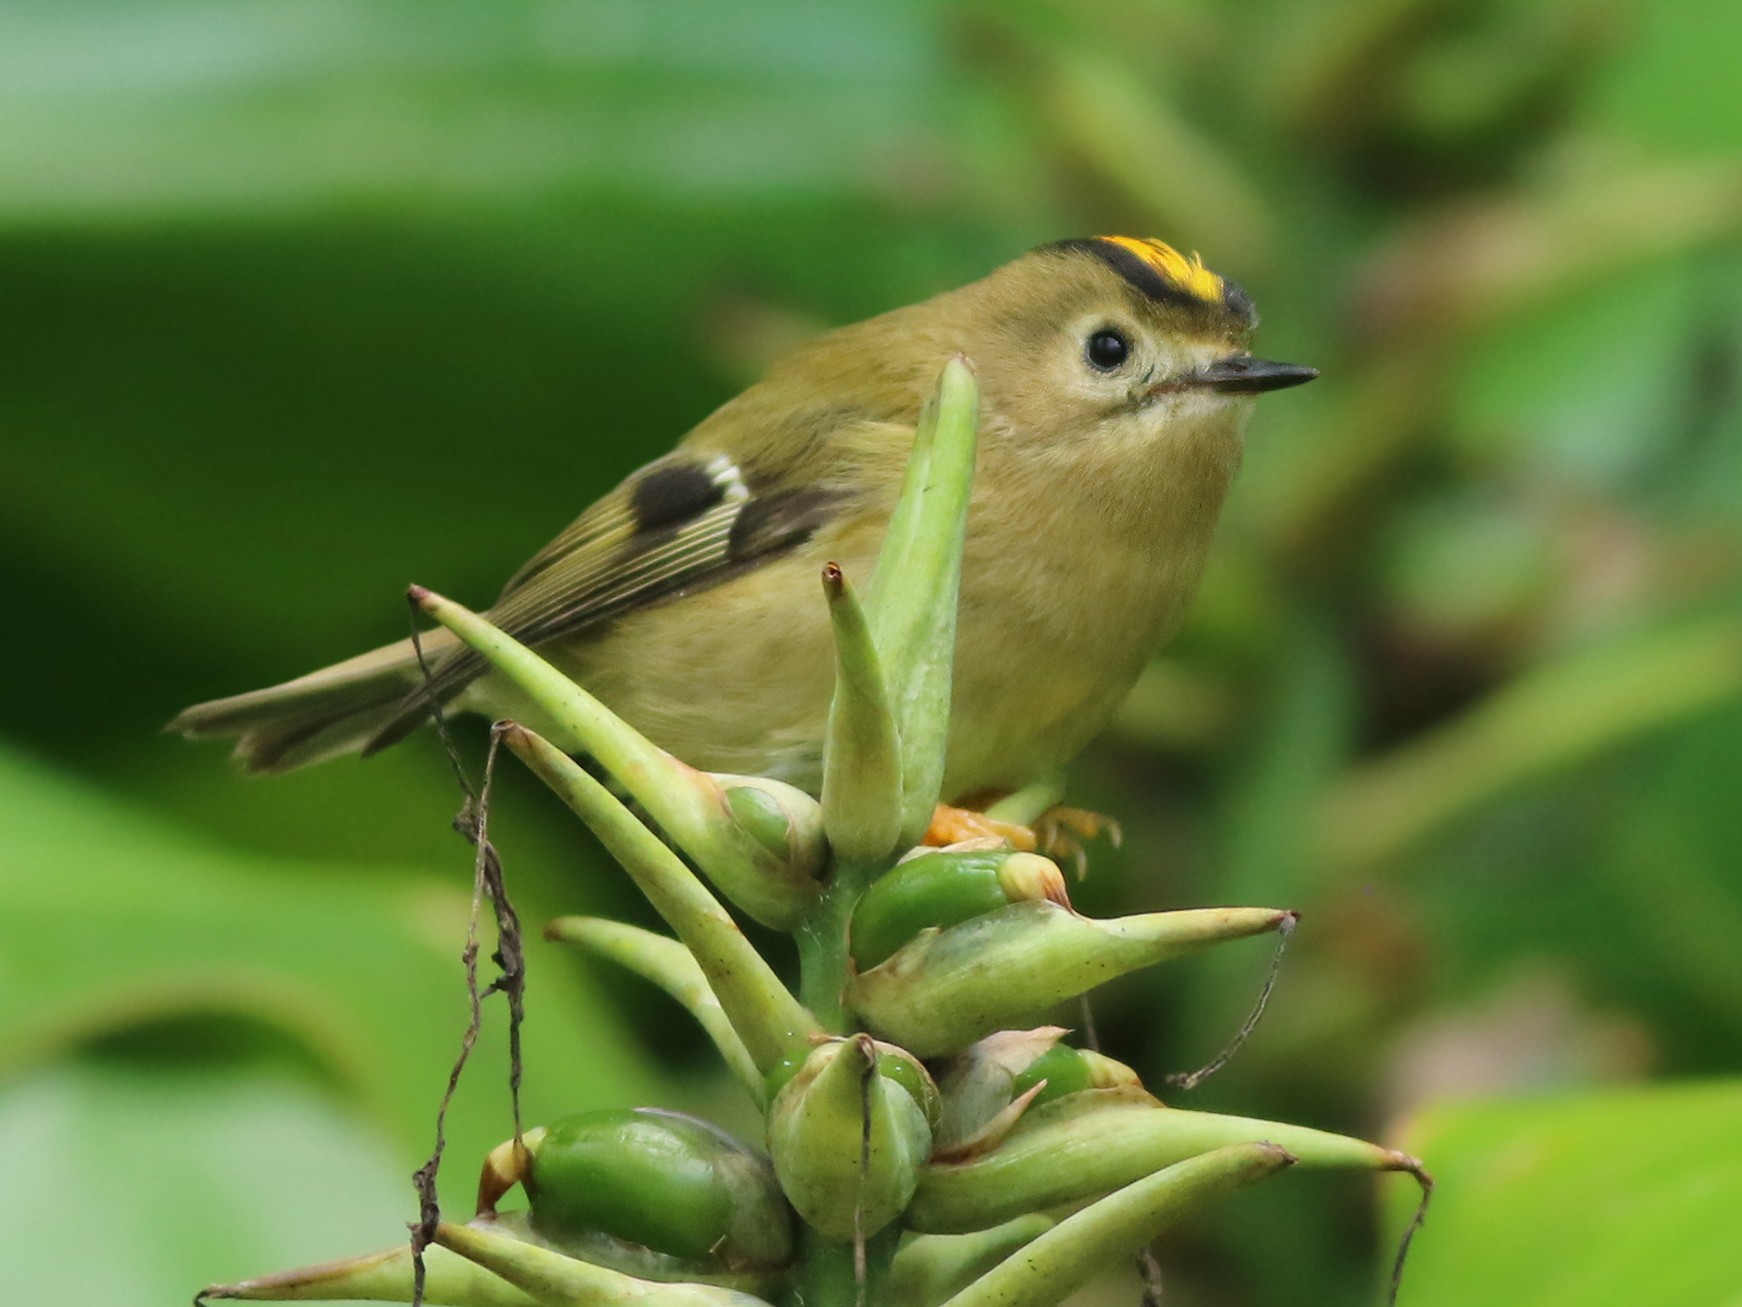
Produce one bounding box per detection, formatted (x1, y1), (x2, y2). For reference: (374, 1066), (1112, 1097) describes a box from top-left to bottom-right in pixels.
(1390, 1082), (1742, 1307)
(0, 1060), (417, 1306)
(849, 903), (1292, 1058)
(1321, 618), (1742, 878)
(0, 743), (656, 1182)
(435, 1221), (773, 1307)
(0, 0), (940, 225)
(910, 1090), (1416, 1235)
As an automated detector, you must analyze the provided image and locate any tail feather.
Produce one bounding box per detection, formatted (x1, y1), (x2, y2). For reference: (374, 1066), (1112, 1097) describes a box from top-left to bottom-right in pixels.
(169, 629), (464, 774)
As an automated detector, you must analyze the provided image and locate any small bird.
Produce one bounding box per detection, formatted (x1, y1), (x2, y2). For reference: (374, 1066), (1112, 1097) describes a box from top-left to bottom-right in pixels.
(172, 237), (1314, 813)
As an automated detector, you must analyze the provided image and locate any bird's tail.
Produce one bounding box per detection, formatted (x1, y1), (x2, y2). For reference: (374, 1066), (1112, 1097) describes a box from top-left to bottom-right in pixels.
(168, 629), (463, 774)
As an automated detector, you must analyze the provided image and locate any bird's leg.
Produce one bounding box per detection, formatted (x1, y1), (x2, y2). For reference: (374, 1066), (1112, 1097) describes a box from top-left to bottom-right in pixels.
(923, 803), (1041, 851)
(1031, 807), (1123, 878)
(924, 799), (1122, 875)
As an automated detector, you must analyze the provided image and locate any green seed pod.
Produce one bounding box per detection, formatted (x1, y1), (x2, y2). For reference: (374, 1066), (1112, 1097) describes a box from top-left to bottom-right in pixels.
(932, 1030), (1147, 1159)
(819, 561), (904, 866)
(767, 1035), (934, 1241)
(195, 1222), (542, 1306)
(521, 1109), (794, 1276)
(761, 1048), (810, 1104)
(763, 1039), (939, 1128)
(1013, 1045), (1143, 1108)
(849, 900), (1293, 1057)
(934, 1028), (1067, 1156)
(873, 1040), (943, 1129)
(849, 849), (1069, 969)
(719, 775), (828, 882)
(435, 1219), (775, 1307)
(908, 1088), (1426, 1234)
(418, 591), (820, 930)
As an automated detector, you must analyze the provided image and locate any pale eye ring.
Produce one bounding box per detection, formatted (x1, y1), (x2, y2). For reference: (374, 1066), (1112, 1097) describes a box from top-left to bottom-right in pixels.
(1085, 328), (1130, 371)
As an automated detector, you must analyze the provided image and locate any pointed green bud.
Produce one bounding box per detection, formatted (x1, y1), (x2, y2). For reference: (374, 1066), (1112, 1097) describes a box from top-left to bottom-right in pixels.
(196, 1225), (538, 1304)
(951, 1028), (1072, 1082)
(503, 724), (819, 1072)
(494, 1109), (795, 1282)
(863, 357), (981, 845)
(849, 850), (1070, 970)
(934, 1029), (1068, 1156)
(1012, 1045), (1145, 1107)
(434, 1221), (773, 1306)
(908, 1088), (1425, 1234)
(937, 1144), (1294, 1307)
(849, 901), (1293, 1057)
(933, 1031), (1146, 1159)
(411, 587), (819, 928)
(767, 1036), (940, 1144)
(545, 917), (763, 1101)
(820, 561), (904, 865)
(767, 1034), (935, 1241)
(886, 1216), (1054, 1307)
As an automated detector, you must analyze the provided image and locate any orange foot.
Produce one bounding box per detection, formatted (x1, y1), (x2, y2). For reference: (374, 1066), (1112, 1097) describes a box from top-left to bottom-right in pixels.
(925, 803), (1122, 874)
(1033, 806), (1123, 877)
(924, 804), (1040, 851)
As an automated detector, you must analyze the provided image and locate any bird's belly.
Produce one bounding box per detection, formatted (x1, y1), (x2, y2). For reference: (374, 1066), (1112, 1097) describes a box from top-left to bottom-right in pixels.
(941, 610), (1155, 799)
(939, 518), (1197, 797)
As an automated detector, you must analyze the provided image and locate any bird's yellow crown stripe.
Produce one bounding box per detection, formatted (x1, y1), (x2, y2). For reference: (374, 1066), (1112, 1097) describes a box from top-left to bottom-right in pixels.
(1096, 236), (1224, 304)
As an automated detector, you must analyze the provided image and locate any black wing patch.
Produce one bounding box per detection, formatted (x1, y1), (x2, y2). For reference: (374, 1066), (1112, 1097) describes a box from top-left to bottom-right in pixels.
(633, 460), (729, 530)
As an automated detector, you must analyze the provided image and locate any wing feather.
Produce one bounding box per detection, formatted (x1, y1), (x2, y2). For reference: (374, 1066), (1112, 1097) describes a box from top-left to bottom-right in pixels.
(360, 452), (848, 753)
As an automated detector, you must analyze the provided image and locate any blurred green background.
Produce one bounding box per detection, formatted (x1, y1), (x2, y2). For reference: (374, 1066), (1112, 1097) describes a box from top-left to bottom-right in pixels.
(3, 1), (1739, 1304)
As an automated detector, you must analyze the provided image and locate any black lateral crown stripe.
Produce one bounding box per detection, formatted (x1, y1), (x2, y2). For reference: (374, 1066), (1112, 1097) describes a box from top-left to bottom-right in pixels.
(1046, 238), (1200, 307)
(631, 461), (728, 531)
(1043, 238), (1255, 325)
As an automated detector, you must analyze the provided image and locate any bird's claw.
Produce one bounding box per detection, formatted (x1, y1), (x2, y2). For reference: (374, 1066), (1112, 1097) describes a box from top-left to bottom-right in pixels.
(924, 803), (1121, 876)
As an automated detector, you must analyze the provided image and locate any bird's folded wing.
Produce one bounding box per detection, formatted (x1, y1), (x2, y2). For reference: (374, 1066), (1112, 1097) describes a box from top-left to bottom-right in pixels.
(362, 450), (850, 753)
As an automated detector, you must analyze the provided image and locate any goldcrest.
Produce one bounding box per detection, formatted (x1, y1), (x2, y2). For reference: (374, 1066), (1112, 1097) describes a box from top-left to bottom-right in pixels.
(173, 237), (1314, 800)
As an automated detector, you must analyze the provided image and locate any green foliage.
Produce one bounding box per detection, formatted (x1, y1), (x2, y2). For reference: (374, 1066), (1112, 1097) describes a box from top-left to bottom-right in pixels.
(0, 746), (655, 1299)
(1392, 1083), (1742, 1307)
(2, 0), (1738, 1303)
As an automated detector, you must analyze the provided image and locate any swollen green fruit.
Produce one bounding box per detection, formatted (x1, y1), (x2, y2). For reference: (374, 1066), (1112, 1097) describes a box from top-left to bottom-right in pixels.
(767, 1036), (935, 1241)
(522, 1110), (793, 1274)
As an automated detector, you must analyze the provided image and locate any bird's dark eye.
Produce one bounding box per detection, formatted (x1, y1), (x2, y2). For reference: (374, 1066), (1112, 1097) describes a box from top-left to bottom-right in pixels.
(1085, 328), (1130, 371)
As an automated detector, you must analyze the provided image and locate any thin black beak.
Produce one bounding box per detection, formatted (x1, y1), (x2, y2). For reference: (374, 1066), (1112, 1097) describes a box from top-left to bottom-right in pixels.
(1192, 355), (1318, 395)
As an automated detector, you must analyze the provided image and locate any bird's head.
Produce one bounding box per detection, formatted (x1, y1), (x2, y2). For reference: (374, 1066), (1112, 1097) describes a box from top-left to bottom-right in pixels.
(955, 236), (1315, 463)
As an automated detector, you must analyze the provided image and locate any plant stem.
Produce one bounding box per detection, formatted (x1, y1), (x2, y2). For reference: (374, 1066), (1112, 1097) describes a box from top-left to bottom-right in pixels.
(789, 857), (891, 1303)
(796, 859), (880, 1034)
(787, 1225), (901, 1307)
